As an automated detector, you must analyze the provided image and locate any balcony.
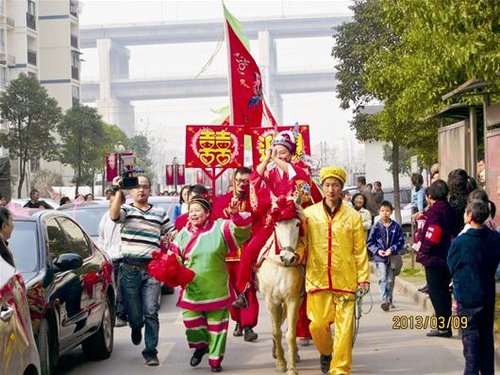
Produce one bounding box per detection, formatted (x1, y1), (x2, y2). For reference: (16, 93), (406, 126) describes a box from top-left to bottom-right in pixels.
(27, 49), (37, 66)
(72, 96), (79, 107)
(71, 65), (79, 80)
(71, 34), (78, 48)
(26, 13), (36, 30)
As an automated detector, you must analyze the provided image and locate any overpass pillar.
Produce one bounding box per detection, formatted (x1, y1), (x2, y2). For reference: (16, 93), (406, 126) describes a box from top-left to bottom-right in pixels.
(259, 30), (283, 123)
(96, 38), (135, 136)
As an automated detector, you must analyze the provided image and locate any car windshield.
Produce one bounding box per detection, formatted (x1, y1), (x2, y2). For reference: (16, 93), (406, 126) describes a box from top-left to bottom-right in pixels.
(10, 221), (38, 274)
(67, 207), (108, 238)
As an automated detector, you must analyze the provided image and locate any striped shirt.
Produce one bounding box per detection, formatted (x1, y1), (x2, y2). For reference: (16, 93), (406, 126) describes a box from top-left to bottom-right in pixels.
(117, 203), (173, 260)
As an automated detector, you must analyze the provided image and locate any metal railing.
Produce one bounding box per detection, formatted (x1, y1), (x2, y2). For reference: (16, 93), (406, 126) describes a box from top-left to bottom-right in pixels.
(26, 13), (36, 30)
(27, 49), (37, 66)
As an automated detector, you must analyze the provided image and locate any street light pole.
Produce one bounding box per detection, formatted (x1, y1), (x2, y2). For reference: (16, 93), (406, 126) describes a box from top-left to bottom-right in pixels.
(173, 157), (179, 194)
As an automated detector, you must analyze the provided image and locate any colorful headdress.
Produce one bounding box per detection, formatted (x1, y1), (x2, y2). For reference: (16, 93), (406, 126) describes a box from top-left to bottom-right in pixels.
(272, 130), (297, 155)
(320, 166), (347, 185)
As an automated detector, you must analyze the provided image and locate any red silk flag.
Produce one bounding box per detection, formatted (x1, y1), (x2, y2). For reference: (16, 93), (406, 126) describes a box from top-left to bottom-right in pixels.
(177, 164), (186, 185)
(105, 153), (118, 182)
(249, 125), (311, 167)
(224, 5), (263, 127)
(165, 165), (174, 185)
(185, 125), (245, 169)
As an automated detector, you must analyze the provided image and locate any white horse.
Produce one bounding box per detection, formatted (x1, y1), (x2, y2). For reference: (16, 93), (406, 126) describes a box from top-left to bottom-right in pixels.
(255, 198), (304, 375)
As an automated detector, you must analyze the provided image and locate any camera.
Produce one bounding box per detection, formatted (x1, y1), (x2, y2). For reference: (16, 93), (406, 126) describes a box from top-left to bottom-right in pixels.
(121, 168), (139, 190)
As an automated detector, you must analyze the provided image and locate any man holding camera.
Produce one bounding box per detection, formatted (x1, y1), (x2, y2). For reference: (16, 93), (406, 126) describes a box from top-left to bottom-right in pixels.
(110, 174), (173, 366)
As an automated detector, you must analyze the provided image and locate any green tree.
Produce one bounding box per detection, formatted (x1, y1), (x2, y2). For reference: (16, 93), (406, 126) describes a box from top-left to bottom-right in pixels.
(129, 135), (152, 169)
(31, 169), (63, 198)
(0, 73), (62, 197)
(366, 0), (498, 165)
(57, 105), (107, 195)
(332, 0), (406, 221)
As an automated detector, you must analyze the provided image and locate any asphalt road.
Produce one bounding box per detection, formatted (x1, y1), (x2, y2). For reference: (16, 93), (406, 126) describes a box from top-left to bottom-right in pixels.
(59, 274), (466, 374)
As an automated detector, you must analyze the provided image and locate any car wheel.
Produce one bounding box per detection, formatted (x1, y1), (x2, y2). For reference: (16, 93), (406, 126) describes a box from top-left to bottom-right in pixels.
(37, 318), (57, 375)
(82, 297), (114, 360)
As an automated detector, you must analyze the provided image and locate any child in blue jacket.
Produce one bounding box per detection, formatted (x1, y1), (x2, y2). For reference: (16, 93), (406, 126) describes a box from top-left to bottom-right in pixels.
(367, 201), (404, 311)
(448, 200), (500, 375)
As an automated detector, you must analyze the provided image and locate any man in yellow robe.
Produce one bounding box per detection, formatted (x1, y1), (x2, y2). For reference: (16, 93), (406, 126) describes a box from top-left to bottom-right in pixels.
(298, 166), (370, 374)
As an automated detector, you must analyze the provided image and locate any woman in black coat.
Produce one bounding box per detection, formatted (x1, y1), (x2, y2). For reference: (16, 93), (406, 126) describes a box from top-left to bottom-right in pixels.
(416, 180), (455, 337)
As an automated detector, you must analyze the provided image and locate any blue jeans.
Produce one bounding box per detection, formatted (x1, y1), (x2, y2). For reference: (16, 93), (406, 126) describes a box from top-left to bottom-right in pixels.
(375, 261), (395, 304)
(121, 264), (161, 357)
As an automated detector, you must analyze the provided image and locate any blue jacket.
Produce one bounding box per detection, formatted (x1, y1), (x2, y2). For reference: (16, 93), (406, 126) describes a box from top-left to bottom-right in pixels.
(367, 219), (404, 263)
(447, 227), (500, 308)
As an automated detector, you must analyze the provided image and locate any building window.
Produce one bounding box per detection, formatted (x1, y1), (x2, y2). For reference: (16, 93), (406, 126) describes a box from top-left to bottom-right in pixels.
(27, 0), (35, 16)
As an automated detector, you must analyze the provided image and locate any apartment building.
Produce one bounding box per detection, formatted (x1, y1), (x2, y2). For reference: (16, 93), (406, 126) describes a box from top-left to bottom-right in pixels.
(0, 0), (80, 196)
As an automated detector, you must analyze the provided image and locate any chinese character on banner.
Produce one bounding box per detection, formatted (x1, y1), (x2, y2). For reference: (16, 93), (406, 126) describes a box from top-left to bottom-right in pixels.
(177, 164), (186, 185)
(185, 125), (245, 169)
(105, 153), (118, 181)
(249, 125), (311, 166)
(165, 165), (174, 185)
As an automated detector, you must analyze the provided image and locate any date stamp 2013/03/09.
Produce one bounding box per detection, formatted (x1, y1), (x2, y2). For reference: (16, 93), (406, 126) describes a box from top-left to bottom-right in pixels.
(392, 315), (468, 330)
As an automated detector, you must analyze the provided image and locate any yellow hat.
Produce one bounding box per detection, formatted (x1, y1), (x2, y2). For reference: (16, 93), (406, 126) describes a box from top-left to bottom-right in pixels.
(320, 166), (347, 185)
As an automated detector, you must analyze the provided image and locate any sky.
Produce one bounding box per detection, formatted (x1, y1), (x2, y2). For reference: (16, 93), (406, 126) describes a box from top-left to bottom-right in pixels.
(79, 0), (361, 178)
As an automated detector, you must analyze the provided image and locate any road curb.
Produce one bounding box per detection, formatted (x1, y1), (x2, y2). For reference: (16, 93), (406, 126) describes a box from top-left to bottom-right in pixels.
(371, 266), (500, 367)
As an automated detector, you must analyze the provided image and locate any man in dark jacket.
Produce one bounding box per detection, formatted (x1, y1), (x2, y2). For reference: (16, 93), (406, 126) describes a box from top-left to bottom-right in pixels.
(448, 200), (500, 375)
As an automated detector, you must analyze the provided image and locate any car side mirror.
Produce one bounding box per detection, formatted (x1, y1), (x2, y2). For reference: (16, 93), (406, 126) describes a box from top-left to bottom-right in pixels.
(53, 253), (83, 272)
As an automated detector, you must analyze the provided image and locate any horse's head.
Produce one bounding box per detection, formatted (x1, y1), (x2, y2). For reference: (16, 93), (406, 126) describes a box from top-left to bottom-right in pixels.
(269, 196), (302, 267)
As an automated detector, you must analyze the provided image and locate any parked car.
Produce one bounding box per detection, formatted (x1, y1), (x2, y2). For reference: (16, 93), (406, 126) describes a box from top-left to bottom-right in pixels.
(10, 210), (115, 375)
(0, 256), (41, 375)
(57, 201), (109, 243)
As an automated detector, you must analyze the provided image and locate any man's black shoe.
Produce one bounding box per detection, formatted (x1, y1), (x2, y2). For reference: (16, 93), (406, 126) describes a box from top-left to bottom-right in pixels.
(320, 354), (332, 374)
(190, 347), (209, 367)
(233, 322), (243, 337)
(232, 293), (248, 309)
(211, 365), (222, 372)
(426, 329), (452, 338)
(145, 354), (160, 366)
(243, 327), (258, 342)
(131, 327), (142, 346)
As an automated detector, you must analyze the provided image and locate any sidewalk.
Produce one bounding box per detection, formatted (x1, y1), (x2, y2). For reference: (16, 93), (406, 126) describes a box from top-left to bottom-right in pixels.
(384, 265), (500, 366)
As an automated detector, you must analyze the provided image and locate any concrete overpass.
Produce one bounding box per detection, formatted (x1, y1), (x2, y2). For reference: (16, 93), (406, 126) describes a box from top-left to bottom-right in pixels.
(81, 70), (336, 102)
(80, 15), (350, 135)
(80, 15), (350, 47)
